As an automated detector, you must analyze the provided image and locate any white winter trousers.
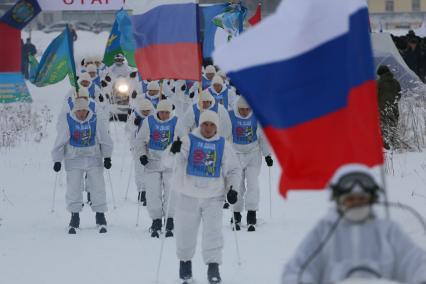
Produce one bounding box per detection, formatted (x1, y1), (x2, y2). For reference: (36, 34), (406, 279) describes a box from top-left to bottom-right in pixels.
(66, 167), (107, 213)
(144, 169), (174, 219)
(175, 193), (224, 264)
(133, 156), (146, 192)
(234, 151), (262, 212)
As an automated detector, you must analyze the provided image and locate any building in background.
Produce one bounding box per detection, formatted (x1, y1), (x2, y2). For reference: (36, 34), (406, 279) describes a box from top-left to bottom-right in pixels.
(368, 0), (426, 30)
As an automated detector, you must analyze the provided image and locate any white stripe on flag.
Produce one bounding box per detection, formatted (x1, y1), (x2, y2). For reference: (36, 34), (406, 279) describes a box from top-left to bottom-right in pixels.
(126, 0), (198, 15)
(214, 0), (367, 73)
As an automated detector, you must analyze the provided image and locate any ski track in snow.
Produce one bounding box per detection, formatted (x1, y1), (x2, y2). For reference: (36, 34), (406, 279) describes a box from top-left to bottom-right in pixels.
(1, 31), (426, 284)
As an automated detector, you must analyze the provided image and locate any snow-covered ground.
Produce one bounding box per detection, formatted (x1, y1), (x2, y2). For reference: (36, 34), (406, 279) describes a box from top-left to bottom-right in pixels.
(1, 31), (426, 284)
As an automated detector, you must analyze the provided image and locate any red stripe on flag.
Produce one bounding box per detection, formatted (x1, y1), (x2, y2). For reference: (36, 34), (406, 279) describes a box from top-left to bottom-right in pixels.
(135, 43), (202, 81)
(264, 80), (384, 198)
(249, 4), (262, 26)
(0, 23), (21, 72)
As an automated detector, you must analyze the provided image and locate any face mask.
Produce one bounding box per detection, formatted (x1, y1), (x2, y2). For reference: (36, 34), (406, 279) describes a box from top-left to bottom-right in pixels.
(342, 205), (371, 223)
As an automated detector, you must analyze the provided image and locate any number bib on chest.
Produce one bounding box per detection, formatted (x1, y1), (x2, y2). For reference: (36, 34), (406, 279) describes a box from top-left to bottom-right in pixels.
(193, 103), (219, 127)
(209, 87), (229, 110)
(186, 134), (225, 178)
(148, 115), (177, 151)
(67, 113), (97, 147)
(230, 111), (258, 145)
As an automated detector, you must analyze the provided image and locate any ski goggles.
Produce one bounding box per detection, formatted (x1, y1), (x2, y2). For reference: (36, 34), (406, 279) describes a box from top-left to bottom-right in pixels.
(332, 172), (379, 197)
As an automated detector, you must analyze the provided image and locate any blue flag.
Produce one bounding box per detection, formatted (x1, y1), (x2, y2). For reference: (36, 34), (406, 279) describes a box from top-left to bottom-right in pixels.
(103, 9), (136, 67)
(0, 0), (41, 30)
(201, 3), (229, 59)
(212, 2), (247, 41)
(29, 26), (78, 89)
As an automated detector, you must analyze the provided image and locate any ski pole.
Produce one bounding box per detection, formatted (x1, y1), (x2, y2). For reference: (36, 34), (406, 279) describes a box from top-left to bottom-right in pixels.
(136, 201), (142, 227)
(107, 170), (117, 210)
(51, 172), (59, 213)
(230, 207), (242, 267)
(268, 167), (272, 219)
(124, 159), (134, 201)
(155, 155), (177, 283)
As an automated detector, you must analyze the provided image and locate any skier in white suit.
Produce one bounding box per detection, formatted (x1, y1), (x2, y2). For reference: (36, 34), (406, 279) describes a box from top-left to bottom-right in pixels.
(282, 165), (426, 284)
(125, 97), (155, 205)
(230, 96), (273, 231)
(134, 99), (178, 238)
(166, 110), (241, 284)
(177, 90), (231, 141)
(51, 98), (113, 234)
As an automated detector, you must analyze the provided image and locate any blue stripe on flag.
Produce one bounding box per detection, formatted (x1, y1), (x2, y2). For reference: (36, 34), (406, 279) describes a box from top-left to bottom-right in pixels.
(132, 3), (199, 49)
(227, 8), (374, 129)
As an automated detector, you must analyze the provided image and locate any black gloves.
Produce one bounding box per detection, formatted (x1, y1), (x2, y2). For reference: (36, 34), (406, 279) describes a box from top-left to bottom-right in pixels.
(227, 186), (238, 205)
(131, 90), (138, 99)
(98, 95), (104, 102)
(105, 75), (111, 82)
(101, 80), (108, 88)
(140, 155), (149, 166)
(127, 109), (132, 115)
(81, 59), (85, 66)
(181, 84), (187, 92)
(171, 87), (176, 93)
(130, 71), (137, 78)
(161, 94), (167, 100)
(170, 138), (182, 154)
(104, 158), (112, 169)
(189, 91), (195, 99)
(134, 116), (142, 126)
(265, 156), (273, 167)
(53, 162), (61, 172)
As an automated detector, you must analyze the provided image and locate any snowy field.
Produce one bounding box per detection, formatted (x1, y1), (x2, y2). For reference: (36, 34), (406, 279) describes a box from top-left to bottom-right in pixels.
(1, 31), (426, 284)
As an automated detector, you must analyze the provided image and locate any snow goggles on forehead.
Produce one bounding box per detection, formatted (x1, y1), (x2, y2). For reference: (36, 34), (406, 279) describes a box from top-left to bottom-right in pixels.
(331, 172), (379, 198)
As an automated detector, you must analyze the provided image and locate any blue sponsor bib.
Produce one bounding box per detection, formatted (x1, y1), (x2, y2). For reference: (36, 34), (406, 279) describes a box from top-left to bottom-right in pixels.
(186, 134), (225, 178)
(202, 76), (212, 89)
(67, 97), (96, 113)
(148, 115), (177, 151)
(145, 95), (160, 109)
(67, 113), (97, 147)
(209, 87), (229, 110)
(229, 111), (258, 145)
(192, 103), (219, 127)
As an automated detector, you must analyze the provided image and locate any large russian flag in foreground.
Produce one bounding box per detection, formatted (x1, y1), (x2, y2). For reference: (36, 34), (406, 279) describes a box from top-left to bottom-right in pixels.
(130, 0), (202, 81)
(214, 0), (384, 198)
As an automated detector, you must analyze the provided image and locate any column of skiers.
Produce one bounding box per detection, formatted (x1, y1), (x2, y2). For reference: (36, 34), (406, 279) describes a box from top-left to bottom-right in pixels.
(50, 54), (426, 283)
(51, 54), (273, 284)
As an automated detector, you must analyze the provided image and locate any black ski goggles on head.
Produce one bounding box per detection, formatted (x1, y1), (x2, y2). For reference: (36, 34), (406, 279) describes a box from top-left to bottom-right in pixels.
(331, 172), (380, 199)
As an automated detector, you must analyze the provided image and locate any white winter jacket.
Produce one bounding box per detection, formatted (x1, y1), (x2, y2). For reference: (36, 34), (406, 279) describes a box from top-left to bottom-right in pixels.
(134, 113), (178, 172)
(176, 102), (232, 141)
(282, 208), (426, 284)
(163, 129), (241, 199)
(230, 106), (271, 156)
(51, 110), (113, 170)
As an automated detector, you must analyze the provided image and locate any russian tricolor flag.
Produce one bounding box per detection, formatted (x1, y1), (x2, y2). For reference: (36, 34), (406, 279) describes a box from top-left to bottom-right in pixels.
(130, 0), (202, 81)
(214, 0), (384, 198)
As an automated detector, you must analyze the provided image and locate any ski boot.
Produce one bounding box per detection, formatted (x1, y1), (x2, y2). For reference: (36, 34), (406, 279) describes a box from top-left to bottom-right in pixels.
(247, 210), (257, 232)
(179, 260), (192, 283)
(137, 191), (147, 206)
(96, 212), (107, 233)
(150, 219), (162, 238)
(207, 263), (221, 284)
(231, 212), (241, 231)
(68, 213), (80, 234)
(165, 217), (174, 238)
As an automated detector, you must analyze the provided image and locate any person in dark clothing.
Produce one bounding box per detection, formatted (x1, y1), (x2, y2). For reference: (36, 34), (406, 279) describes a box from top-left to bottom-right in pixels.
(22, 38), (37, 79)
(402, 37), (422, 78)
(377, 65), (402, 150)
